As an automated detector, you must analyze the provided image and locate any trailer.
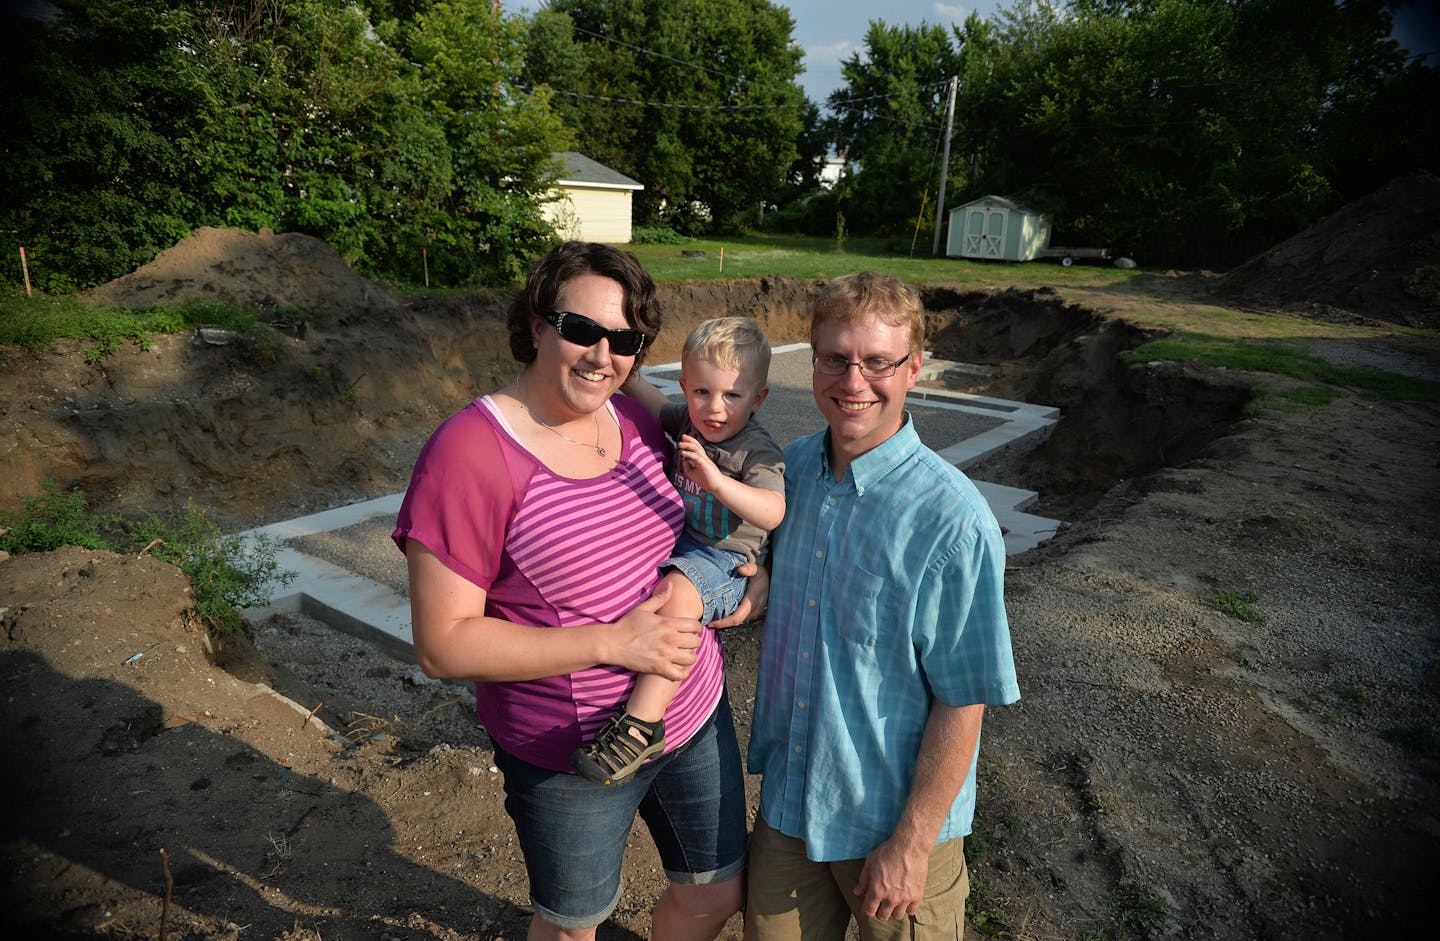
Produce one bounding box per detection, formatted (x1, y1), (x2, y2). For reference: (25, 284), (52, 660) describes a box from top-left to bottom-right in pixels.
(1035, 246), (1111, 267)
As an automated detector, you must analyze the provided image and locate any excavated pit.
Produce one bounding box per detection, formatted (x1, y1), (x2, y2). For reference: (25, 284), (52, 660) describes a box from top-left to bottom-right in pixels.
(922, 286), (1253, 520)
(3, 275), (1253, 539)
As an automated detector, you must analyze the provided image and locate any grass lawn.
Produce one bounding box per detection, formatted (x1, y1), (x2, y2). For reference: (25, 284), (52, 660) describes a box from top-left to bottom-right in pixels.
(626, 232), (1143, 290)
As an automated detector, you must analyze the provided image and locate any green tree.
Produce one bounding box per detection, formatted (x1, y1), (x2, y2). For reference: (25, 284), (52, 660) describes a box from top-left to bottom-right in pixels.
(951, 0), (1426, 266)
(825, 21), (963, 238)
(389, 0), (572, 284)
(525, 0), (805, 232)
(1, 1), (204, 290)
(1, 0), (570, 291)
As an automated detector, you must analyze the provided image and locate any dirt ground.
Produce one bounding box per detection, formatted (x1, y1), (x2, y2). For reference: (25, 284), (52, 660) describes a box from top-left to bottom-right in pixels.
(2, 208), (1438, 941)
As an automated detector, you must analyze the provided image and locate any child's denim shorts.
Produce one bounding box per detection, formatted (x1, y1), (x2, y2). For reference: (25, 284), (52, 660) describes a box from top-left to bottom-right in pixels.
(662, 531), (749, 624)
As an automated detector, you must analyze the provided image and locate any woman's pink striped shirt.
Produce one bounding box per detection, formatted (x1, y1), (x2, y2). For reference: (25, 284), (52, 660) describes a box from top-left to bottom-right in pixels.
(393, 393), (724, 772)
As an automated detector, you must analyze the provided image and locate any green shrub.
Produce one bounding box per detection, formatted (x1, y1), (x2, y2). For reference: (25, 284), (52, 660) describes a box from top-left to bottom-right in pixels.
(0, 481), (118, 552)
(631, 225), (691, 246)
(0, 483), (292, 633)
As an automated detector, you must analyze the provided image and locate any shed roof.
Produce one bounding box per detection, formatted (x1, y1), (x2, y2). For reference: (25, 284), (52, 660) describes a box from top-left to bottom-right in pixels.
(553, 152), (643, 191)
(952, 194), (1044, 216)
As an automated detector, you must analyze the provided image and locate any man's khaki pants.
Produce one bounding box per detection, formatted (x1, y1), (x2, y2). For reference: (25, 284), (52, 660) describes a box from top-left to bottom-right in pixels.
(745, 817), (969, 941)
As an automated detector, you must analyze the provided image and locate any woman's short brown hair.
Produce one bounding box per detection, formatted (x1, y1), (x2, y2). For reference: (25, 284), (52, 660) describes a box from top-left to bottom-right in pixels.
(506, 241), (663, 368)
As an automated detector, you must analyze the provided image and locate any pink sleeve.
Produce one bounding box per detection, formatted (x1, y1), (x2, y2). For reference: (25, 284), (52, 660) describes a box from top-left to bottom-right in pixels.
(392, 404), (518, 590)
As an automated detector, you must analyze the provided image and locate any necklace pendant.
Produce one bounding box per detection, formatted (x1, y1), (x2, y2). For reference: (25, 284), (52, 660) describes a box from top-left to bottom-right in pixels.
(597, 446), (607, 457)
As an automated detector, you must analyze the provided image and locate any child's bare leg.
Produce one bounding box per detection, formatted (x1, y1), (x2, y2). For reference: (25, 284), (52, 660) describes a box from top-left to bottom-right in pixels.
(626, 570), (703, 724)
(569, 570), (705, 784)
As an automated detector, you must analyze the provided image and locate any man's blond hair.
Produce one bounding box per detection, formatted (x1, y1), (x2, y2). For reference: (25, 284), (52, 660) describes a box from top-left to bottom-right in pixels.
(683, 317), (772, 383)
(810, 272), (925, 354)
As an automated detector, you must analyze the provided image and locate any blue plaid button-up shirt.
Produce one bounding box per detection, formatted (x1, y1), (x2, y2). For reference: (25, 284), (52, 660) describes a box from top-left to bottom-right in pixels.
(748, 416), (1020, 861)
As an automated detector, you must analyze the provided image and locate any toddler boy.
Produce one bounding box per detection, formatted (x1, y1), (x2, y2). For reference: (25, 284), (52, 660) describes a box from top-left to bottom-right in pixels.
(571, 316), (785, 785)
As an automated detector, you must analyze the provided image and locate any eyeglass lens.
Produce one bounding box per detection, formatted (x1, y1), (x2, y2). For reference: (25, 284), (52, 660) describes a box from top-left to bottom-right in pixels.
(547, 311), (646, 355)
(813, 354), (908, 379)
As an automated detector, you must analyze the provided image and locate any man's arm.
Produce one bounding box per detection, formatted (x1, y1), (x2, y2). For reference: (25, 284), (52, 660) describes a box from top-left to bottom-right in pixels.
(709, 561), (767, 628)
(853, 702), (985, 920)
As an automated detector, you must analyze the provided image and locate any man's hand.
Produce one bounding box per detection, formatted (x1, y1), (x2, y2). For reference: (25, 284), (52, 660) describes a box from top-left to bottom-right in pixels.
(710, 563), (768, 628)
(853, 835), (929, 921)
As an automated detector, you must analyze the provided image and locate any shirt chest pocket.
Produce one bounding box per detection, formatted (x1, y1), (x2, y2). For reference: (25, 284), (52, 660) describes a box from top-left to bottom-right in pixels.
(831, 565), (895, 648)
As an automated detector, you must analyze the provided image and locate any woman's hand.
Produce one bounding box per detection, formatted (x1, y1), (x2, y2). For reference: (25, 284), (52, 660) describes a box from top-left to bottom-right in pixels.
(710, 562), (769, 628)
(610, 580), (703, 680)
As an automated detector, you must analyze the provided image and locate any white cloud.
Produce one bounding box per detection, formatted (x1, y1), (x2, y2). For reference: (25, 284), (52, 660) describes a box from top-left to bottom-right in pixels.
(932, 3), (973, 26)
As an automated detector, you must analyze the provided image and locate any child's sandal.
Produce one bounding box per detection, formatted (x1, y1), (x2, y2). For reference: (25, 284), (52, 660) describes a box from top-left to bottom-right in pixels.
(570, 713), (666, 785)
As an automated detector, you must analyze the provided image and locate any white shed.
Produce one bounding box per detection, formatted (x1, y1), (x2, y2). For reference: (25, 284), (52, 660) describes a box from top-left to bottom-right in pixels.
(946, 195), (1051, 262)
(542, 152), (645, 243)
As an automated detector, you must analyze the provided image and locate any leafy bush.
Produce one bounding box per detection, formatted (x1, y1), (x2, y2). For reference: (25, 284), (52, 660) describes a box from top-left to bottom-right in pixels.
(630, 226), (690, 246)
(0, 483), (293, 634)
(0, 481), (117, 552)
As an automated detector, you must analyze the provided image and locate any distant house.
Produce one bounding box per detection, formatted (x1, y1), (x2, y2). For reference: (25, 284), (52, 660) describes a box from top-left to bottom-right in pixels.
(542, 152), (644, 243)
(946, 195), (1051, 262)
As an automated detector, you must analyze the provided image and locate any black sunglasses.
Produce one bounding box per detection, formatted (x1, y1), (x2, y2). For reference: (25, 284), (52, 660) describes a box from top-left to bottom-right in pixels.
(543, 311), (647, 356)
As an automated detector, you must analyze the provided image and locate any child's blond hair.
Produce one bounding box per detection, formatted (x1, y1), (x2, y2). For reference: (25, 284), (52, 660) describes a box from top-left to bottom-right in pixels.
(682, 317), (771, 383)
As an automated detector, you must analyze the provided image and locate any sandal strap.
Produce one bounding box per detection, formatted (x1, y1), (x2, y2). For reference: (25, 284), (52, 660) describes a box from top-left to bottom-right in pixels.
(588, 713), (663, 775)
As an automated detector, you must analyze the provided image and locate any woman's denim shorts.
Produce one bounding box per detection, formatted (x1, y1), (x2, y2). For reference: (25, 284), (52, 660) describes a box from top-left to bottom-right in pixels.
(492, 691), (747, 930)
(662, 532), (749, 624)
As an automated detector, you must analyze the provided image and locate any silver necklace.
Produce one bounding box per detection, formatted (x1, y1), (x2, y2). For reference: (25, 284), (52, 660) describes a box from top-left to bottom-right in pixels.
(517, 385), (607, 458)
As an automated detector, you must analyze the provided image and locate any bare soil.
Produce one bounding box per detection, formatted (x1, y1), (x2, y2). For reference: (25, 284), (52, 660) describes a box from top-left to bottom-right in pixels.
(2, 220), (1438, 941)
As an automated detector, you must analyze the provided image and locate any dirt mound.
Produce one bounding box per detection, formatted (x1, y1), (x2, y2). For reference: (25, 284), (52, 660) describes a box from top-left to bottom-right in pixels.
(1210, 171), (1440, 326)
(82, 226), (399, 316)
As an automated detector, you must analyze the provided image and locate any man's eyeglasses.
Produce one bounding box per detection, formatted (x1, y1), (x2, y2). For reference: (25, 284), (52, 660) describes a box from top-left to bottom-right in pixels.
(544, 311), (648, 356)
(812, 353), (912, 380)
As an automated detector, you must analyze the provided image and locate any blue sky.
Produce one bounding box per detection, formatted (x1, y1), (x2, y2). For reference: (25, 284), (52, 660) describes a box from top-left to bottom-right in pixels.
(782, 1), (1001, 102)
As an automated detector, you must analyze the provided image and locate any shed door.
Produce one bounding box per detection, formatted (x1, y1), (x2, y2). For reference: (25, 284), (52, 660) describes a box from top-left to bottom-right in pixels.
(963, 208), (1007, 259)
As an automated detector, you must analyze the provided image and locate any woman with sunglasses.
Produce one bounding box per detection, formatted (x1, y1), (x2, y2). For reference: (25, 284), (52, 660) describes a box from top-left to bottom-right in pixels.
(392, 241), (746, 941)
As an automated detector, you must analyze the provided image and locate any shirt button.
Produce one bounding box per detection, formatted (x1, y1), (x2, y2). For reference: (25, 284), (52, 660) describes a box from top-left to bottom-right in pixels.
(794, 745), (802, 753)
(814, 550), (823, 558)
(807, 599), (816, 607)
(797, 700), (806, 709)
(801, 651), (810, 660)
(828, 498), (836, 506)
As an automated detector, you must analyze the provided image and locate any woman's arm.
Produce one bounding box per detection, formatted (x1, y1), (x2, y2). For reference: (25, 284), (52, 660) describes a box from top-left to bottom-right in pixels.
(620, 370), (669, 419)
(406, 539), (703, 682)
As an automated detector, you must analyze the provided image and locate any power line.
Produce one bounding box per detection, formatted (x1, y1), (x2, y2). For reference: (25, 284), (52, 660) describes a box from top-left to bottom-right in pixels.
(515, 83), (806, 113)
(565, 22), (755, 89)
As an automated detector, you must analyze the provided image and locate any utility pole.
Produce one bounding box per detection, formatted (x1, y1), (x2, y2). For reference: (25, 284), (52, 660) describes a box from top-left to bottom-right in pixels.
(931, 75), (958, 256)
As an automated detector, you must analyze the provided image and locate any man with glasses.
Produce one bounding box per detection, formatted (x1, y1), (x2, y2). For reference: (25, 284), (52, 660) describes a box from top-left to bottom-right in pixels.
(744, 272), (1020, 941)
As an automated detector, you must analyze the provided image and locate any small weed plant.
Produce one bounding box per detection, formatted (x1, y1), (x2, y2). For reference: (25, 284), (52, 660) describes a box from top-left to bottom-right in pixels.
(1109, 885), (1170, 936)
(1205, 591), (1264, 623)
(0, 482), (293, 633)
